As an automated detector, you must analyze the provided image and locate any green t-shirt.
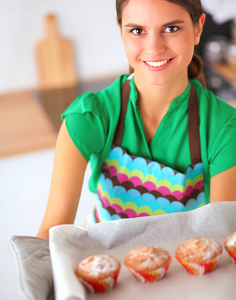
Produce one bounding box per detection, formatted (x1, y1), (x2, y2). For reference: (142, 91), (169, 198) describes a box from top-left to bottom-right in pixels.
(62, 74), (236, 204)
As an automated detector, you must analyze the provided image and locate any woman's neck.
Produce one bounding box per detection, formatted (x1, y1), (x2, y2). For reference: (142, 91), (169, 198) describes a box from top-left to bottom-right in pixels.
(133, 73), (189, 144)
(134, 73), (189, 117)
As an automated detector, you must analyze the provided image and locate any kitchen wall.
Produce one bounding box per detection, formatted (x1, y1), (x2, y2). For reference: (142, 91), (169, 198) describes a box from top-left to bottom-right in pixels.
(0, 1), (127, 298)
(0, 0), (128, 93)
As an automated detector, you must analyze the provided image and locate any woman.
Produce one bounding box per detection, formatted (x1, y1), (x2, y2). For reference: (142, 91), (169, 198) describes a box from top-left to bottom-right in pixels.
(37, 0), (236, 240)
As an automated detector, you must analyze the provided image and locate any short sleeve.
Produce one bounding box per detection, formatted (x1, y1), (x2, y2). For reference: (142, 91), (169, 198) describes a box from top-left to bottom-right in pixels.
(61, 92), (106, 161)
(209, 118), (236, 178)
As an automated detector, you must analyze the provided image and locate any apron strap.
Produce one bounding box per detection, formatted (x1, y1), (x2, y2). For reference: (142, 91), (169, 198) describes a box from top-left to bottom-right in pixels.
(113, 80), (202, 164)
(113, 79), (131, 146)
(188, 82), (202, 164)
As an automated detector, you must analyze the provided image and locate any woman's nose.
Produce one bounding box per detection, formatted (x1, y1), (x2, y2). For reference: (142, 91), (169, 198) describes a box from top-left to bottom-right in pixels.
(146, 33), (166, 55)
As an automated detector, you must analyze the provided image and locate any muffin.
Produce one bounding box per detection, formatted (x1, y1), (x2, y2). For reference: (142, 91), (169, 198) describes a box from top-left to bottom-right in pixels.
(175, 237), (222, 275)
(224, 231), (236, 264)
(124, 246), (172, 283)
(75, 254), (121, 293)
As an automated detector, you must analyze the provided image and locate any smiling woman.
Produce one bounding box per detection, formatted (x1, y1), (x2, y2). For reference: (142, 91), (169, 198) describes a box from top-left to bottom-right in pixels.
(37, 0), (236, 241)
(117, 0), (206, 86)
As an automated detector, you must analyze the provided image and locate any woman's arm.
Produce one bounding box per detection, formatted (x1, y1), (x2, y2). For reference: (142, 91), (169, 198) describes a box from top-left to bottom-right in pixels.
(37, 120), (88, 240)
(210, 166), (236, 202)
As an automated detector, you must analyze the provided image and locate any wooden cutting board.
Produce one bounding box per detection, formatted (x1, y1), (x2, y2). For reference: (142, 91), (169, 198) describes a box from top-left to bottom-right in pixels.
(36, 14), (77, 89)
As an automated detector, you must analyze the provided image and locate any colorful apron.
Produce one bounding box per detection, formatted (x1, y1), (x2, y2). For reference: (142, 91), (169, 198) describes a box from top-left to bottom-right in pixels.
(87, 79), (206, 224)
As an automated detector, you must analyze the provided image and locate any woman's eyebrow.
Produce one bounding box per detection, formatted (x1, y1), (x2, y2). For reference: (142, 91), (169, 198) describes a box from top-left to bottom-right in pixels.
(124, 20), (185, 28)
(125, 23), (145, 28)
(162, 20), (185, 27)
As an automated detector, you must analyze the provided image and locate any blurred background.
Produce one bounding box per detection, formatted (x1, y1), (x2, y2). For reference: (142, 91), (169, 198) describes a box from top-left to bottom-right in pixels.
(0, 0), (236, 299)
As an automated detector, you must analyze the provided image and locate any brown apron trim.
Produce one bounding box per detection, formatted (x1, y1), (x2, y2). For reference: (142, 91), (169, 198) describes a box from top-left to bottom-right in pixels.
(113, 80), (202, 165)
(188, 83), (202, 164)
(113, 80), (130, 146)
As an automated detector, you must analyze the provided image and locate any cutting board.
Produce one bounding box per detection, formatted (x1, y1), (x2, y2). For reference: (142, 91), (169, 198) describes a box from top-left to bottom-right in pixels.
(36, 14), (77, 89)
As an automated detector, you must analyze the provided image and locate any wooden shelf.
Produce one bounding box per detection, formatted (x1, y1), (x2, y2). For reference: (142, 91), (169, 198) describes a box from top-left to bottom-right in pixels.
(209, 62), (236, 86)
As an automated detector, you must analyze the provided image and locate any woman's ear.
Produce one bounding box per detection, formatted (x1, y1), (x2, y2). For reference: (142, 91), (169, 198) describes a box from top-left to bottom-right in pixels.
(194, 13), (206, 45)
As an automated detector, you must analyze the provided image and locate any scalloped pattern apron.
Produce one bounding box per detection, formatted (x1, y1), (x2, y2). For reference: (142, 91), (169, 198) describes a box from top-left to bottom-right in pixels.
(87, 80), (206, 224)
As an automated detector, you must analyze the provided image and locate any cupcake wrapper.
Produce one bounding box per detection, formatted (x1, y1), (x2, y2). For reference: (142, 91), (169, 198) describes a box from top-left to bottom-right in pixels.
(225, 249), (236, 264)
(176, 256), (218, 275)
(76, 269), (120, 293)
(127, 259), (172, 283)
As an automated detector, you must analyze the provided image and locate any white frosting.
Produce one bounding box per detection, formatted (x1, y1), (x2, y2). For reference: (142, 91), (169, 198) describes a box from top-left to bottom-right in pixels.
(127, 246), (170, 268)
(78, 255), (119, 277)
(177, 238), (222, 262)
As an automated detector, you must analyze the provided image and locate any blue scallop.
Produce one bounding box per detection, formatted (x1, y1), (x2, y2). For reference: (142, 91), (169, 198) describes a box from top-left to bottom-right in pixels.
(111, 214), (122, 220)
(161, 167), (176, 178)
(95, 197), (112, 221)
(104, 178), (114, 190)
(170, 201), (185, 211)
(127, 189), (141, 200)
(156, 197), (171, 207)
(112, 147), (124, 157)
(113, 185), (127, 196)
(147, 161), (162, 172)
(123, 153), (133, 165)
(133, 157), (148, 168)
(142, 193), (156, 203)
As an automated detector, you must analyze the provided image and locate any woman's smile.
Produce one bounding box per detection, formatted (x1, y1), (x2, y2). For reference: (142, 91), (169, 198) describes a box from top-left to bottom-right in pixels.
(143, 58), (174, 70)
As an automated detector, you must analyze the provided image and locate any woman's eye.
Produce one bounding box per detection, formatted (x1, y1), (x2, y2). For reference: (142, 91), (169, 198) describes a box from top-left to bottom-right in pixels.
(164, 26), (179, 33)
(130, 28), (144, 35)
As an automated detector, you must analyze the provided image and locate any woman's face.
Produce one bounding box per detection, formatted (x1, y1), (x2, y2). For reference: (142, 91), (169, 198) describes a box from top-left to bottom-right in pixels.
(119, 0), (205, 87)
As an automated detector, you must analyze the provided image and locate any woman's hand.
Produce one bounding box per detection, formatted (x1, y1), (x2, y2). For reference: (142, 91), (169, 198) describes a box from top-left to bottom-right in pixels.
(37, 120), (88, 240)
(210, 166), (236, 202)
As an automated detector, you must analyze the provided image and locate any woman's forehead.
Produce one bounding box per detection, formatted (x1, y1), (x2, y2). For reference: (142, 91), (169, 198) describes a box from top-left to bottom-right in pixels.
(121, 0), (191, 25)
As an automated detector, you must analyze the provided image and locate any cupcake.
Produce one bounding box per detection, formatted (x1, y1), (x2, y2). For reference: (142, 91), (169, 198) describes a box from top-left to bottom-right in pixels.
(124, 246), (172, 283)
(224, 231), (236, 264)
(175, 237), (222, 275)
(75, 254), (121, 293)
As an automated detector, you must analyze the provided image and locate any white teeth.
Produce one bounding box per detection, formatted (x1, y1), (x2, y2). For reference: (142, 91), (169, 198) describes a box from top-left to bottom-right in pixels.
(145, 60), (170, 67)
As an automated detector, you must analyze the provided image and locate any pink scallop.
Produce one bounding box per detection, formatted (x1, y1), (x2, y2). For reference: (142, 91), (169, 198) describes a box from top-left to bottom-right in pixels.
(129, 176), (143, 187)
(111, 204), (123, 214)
(124, 209), (138, 218)
(99, 196), (111, 208)
(185, 185), (194, 197)
(194, 180), (204, 191)
(138, 213), (151, 217)
(117, 173), (129, 184)
(171, 191), (184, 201)
(103, 162), (108, 170)
(142, 181), (156, 192)
(107, 166), (118, 177)
(157, 186), (171, 196)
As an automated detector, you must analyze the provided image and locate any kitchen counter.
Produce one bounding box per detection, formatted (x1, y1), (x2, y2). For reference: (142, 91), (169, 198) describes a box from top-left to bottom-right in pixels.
(0, 89), (57, 158)
(0, 76), (116, 158)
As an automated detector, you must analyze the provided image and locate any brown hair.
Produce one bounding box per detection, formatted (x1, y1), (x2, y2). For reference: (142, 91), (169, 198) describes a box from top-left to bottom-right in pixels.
(116, 0), (206, 86)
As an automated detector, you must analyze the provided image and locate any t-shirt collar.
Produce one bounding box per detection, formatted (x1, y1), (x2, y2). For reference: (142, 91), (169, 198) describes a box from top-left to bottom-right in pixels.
(128, 75), (191, 111)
